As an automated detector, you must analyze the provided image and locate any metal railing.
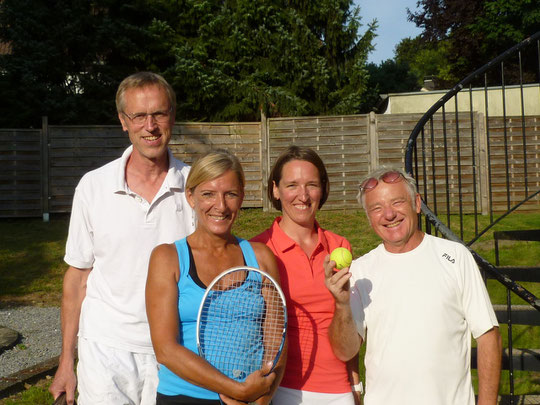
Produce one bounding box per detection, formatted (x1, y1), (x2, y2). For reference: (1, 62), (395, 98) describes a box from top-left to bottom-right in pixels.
(404, 31), (540, 404)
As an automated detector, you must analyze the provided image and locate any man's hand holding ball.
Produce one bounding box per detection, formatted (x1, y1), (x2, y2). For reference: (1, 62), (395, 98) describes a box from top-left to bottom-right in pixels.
(330, 247), (352, 270)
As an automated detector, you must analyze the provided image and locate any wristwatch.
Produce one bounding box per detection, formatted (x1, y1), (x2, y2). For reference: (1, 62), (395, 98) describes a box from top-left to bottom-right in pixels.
(351, 382), (364, 393)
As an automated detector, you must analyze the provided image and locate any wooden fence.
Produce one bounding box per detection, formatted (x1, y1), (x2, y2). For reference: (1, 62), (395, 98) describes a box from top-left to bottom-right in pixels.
(409, 113), (540, 214)
(0, 113), (539, 218)
(0, 128), (42, 217)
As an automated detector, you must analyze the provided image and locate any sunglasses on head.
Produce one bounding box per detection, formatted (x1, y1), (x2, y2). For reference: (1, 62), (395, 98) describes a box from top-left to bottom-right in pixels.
(359, 171), (403, 192)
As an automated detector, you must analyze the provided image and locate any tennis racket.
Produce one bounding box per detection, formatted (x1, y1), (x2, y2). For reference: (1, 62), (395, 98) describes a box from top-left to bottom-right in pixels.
(52, 393), (77, 405)
(196, 266), (287, 389)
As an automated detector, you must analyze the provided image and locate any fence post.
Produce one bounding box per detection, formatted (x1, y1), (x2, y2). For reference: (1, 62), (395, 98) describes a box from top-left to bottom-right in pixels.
(476, 112), (490, 215)
(367, 112), (379, 171)
(260, 109), (270, 211)
(41, 116), (50, 222)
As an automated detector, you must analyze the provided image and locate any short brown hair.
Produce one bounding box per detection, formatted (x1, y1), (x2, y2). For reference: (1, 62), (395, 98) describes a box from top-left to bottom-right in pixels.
(115, 72), (176, 114)
(268, 146), (329, 211)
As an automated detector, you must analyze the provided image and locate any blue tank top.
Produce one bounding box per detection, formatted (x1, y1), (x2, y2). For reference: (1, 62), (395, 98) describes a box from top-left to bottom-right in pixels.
(157, 237), (260, 399)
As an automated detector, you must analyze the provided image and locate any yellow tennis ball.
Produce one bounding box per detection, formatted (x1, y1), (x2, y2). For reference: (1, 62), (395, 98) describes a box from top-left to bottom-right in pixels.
(330, 247), (352, 270)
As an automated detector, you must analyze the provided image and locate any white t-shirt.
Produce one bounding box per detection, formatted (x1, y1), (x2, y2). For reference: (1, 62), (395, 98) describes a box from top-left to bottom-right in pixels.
(65, 146), (196, 353)
(349, 234), (498, 405)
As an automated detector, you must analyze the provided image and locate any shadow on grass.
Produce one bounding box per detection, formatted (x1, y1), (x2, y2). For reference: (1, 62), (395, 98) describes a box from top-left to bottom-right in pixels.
(0, 215), (69, 308)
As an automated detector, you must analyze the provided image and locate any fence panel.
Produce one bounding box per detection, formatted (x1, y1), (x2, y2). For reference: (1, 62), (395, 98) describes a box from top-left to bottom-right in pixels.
(169, 122), (262, 207)
(2, 113), (538, 218)
(47, 122), (262, 214)
(486, 115), (540, 212)
(0, 129), (42, 218)
(48, 126), (130, 213)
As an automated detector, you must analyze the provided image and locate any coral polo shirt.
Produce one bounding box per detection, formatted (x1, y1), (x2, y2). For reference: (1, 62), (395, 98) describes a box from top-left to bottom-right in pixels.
(251, 217), (352, 393)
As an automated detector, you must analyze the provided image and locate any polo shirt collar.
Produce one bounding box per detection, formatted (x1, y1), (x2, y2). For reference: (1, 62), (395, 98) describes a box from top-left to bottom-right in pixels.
(165, 149), (186, 190)
(113, 146), (184, 194)
(270, 216), (330, 253)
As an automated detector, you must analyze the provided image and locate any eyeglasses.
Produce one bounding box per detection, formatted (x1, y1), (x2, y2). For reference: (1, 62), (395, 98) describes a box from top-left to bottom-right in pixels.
(359, 171), (403, 192)
(122, 108), (172, 126)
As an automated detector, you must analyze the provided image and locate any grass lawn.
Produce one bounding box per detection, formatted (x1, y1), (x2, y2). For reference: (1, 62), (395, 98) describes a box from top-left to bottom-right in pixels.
(0, 216), (68, 308)
(0, 209), (539, 402)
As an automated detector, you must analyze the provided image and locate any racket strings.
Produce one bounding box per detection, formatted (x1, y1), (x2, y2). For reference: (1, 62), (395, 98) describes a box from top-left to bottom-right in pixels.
(198, 269), (286, 382)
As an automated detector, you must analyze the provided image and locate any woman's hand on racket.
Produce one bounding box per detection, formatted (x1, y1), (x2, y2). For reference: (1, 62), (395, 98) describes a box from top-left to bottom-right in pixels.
(218, 395), (249, 405)
(241, 361), (276, 402)
(324, 254), (352, 306)
(220, 361), (275, 404)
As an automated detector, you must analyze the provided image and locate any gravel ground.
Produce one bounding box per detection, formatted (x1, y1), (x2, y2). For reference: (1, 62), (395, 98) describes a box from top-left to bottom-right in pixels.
(0, 307), (61, 378)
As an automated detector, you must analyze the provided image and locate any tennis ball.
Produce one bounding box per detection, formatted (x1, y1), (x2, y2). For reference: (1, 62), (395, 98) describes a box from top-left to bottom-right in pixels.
(330, 247), (352, 270)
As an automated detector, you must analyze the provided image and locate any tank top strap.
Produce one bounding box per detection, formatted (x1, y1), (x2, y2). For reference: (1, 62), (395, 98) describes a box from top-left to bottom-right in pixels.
(174, 237), (191, 285)
(236, 237), (259, 269)
(237, 237), (263, 283)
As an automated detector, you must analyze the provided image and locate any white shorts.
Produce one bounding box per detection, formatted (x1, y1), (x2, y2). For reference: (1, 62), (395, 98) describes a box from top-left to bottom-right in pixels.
(272, 386), (355, 405)
(77, 337), (159, 405)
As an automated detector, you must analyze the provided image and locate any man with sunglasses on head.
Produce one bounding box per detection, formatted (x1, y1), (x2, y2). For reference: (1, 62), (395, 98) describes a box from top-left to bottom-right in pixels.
(49, 72), (195, 405)
(324, 167), (502, 405)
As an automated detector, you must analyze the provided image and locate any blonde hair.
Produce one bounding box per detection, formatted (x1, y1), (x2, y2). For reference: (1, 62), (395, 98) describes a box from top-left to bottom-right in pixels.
(115, 72), (176, 113)
(186, 149), (245, 192)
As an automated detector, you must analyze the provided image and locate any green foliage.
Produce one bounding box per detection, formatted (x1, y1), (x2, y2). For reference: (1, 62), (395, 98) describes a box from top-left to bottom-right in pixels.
(472, 0), (540, 48)
(407, 0), (540, 84)
(0, 0), (377, 126)
(394, 36), (456, 88)
(0, 0), (167, 127)
(364, 59), (420, 111)
(2, 379), (53, 405)
(158, 0), (377, 120)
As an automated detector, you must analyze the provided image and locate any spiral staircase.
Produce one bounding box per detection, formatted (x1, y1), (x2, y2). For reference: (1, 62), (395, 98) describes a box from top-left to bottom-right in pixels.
(405, 31), (540, 404)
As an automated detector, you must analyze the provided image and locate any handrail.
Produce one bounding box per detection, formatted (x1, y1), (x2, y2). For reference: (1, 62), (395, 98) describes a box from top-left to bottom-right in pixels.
(421, 202), (540, 311)
(405, 30), (540, 174)
(404, 31), (540, 312)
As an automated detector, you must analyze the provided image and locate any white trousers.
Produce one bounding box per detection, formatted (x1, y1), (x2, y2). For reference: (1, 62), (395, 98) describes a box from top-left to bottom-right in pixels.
(272, 386), (355, 405)
(77, 337), (159, 405)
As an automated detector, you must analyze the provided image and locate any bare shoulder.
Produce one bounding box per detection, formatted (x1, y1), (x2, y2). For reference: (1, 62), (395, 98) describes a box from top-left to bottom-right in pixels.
(250, 241), (274, 262)
(152, 242), (177, 256)
(250, 242), (280, 282)
(148, 243), (179, 278)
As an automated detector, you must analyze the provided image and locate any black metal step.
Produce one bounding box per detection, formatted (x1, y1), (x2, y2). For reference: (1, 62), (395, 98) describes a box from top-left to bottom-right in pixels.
(497, 394), (540, 404)
(485, 267), (540, 283)
(493, 304), (540, 326)
(472, 347), (540, 371)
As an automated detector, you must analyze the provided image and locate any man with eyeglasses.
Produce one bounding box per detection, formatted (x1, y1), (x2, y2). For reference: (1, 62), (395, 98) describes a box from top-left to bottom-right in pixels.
(50, 72), (195, 405)
(324, 167), (502, 405)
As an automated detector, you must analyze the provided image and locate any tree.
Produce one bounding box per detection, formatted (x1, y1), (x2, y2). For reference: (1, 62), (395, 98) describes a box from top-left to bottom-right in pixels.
(0, 0), (169, 127)
(407, 0), (540, 83)
(364, 59), (419, 111)
(0, 0), (377, 126)
(394, 36), (456, 89)
(151, 0), (377, 120)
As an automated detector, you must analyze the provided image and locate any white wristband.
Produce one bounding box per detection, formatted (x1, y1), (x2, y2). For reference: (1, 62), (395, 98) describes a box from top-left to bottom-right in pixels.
(351, 382), (363, 393)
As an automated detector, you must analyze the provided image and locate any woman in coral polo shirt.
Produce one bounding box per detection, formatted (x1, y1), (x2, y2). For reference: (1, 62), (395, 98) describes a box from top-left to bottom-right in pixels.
(251, 146), (361, 405)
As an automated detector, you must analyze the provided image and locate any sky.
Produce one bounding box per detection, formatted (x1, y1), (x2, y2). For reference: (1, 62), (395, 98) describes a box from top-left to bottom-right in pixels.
(354, 0), (423, 64)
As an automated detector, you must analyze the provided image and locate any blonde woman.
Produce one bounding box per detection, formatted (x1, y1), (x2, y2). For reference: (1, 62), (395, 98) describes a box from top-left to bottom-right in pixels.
(146, 150), (286, 405)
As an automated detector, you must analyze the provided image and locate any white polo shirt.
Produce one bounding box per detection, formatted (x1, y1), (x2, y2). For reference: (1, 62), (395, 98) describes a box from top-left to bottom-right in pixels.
(65, 146), (196, 353)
